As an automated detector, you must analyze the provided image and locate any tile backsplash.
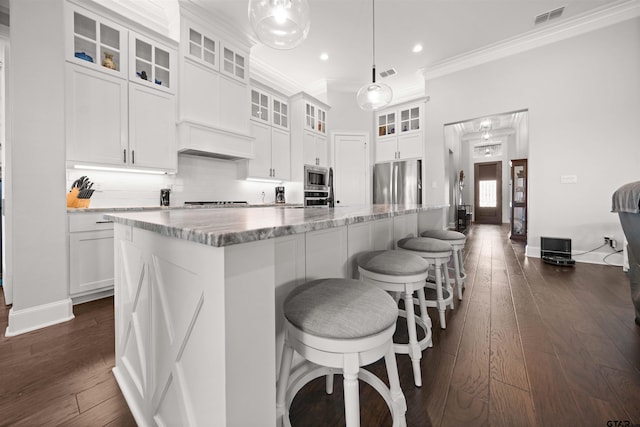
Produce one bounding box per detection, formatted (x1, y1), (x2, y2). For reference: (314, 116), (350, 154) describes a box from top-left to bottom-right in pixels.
(67, 154), (303, 208)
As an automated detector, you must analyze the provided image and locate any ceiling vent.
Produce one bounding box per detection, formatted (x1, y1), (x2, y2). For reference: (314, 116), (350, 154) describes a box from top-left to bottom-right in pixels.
(534, 6), (565, 25)
(379, 68), (397, 78)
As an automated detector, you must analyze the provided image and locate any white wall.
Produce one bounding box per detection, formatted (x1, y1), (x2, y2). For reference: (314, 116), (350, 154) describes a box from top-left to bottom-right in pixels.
(424, 18), (640, 264)
(7, 0), (72, 333)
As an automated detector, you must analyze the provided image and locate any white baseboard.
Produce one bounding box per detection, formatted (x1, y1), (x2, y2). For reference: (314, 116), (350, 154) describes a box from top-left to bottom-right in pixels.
(4, 298), (74, 337)
(526, 245), (624, 267)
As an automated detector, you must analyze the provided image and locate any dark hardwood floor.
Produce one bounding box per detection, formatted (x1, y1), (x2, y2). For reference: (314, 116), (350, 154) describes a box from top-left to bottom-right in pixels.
(1, 224), (639, 426)
(289, 225), (640, 427)
(0, 293), (136, 426)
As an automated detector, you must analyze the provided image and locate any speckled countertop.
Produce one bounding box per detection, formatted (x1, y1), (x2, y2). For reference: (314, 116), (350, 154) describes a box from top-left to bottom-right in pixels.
(104, 204), (447, 247)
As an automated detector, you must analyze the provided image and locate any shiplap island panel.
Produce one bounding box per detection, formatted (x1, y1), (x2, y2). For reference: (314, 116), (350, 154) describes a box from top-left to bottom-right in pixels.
(105, 204), (445, 426)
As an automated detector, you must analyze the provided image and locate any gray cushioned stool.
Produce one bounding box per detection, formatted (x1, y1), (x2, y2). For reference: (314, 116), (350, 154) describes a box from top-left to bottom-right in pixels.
(397, 237), (454, 329)
(421, 230), (467, 301)
(357, 250), (432, 387)
(276, 278), (407, 427)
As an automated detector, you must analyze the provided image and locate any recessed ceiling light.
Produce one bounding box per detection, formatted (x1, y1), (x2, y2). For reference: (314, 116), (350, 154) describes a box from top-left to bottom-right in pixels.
(320, 52), (329, 61)
(412, 44), (423, 53)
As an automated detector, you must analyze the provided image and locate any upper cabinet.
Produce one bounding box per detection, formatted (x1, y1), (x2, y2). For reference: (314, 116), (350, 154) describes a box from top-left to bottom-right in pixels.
(66, 5), (127, 78)
(290, 93), (330, 179)
(129, 32), (176, 94)
(176, 9), (253, 160)
(64, 2), (177, 173)
(244, 86), (290, 181)
(376, 101), (425, 163)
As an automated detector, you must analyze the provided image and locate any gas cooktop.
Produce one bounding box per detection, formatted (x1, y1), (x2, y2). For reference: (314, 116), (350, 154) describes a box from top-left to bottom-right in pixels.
(184, 201), (248, 206)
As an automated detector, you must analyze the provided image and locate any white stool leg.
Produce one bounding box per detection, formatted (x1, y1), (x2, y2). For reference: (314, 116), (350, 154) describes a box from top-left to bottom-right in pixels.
(416, 287), (433, 347)
(343, 353), (361, 427)
(384, 344), (407, 427)
(452, 248), (463, 300)
(434, 264), (447, 329)
(459, 247), (466, 281)
(442, 260), (455, 310)
(325, 374), (334, 394)
(403, 285), (422, 387)
(277, 340), (294, 425)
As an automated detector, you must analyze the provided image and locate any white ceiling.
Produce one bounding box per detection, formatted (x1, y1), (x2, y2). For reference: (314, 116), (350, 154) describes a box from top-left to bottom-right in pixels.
(189, 0), (620, 96)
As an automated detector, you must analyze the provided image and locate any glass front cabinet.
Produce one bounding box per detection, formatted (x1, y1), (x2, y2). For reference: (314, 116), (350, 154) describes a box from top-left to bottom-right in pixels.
(510, 158), (528, 241)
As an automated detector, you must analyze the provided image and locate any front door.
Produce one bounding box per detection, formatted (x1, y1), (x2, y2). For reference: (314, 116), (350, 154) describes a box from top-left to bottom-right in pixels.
(474, 161), (502, 224)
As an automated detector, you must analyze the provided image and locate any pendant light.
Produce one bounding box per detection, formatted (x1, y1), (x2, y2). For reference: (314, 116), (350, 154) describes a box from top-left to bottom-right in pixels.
(248, 0), (311, 50)
(357, 0), (392, 111)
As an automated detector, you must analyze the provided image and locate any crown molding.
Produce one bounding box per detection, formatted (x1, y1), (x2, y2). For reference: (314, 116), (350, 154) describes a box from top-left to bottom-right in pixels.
(422, 0), (640, 80)
(249, 56), (305, 96)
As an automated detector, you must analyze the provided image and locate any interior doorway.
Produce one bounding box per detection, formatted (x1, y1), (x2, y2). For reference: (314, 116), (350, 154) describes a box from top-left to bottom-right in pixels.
(474, 161), (502, 224)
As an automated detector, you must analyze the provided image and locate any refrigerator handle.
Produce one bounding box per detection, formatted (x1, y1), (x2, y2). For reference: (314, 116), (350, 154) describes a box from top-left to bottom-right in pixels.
(392, 161), (398, 204)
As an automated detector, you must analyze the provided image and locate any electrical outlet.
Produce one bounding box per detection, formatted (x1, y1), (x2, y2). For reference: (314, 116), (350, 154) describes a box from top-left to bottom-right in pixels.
(611, 239), (617, 249)
(604, 236), (611, 245)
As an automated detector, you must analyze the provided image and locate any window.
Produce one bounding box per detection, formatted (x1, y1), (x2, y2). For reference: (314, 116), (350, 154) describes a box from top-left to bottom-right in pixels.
(479, 180), (497, 207)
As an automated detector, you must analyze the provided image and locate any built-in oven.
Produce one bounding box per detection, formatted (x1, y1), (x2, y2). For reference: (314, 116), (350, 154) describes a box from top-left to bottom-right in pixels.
(304, 190), (329, 206)
(304, 165), (329, 192)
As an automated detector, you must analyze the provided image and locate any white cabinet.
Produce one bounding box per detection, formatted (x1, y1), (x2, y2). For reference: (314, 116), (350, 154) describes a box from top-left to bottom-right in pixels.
(376, 101), (425, 163)
(129, 32), (176, 94)
(65, 3), (127, 78)
(245, 87), (291, 180)
(303, 130), (327, 167)
(69, 213), (114, 299)
(64, 2), (177, 172)
(290, 92), (330, 181)
(177, 15), (253, 159)
(65, 63), (128, 166)
(129, 83), (177, 170)
(246, 121), (290, 180)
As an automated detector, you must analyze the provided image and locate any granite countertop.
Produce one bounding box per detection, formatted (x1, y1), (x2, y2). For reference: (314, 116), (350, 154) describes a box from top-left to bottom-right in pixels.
(104, 204), (447, 247)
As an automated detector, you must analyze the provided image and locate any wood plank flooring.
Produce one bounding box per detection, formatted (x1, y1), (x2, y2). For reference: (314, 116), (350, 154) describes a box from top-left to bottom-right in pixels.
(290, 225), (640, 427)
(1, 223), (639, 426)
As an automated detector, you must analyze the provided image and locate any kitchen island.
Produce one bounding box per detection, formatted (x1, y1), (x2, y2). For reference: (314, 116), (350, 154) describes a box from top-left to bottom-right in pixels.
(105, 204), (446, 426)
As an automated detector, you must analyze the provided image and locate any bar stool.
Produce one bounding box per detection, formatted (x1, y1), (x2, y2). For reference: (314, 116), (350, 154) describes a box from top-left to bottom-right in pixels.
(357, 250), (432, 387)
(276, 278), (407, 427)
(397, 237), (454, 329)
(421, 230), (467, 301)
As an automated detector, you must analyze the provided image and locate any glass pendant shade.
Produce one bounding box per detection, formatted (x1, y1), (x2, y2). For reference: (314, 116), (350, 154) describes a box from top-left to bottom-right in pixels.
(357, 80), (393, 111)
(248, 0), (310, 50)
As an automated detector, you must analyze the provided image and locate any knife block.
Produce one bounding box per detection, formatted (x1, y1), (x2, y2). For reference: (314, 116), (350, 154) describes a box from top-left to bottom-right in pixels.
(67, 188), (91, 208)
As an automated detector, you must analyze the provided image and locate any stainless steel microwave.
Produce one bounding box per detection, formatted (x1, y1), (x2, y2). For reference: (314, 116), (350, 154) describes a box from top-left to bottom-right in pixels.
(304, 165), (329, 191)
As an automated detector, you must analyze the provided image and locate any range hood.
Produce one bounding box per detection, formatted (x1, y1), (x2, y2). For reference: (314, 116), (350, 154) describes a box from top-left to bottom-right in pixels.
(177, 120), (254, 160)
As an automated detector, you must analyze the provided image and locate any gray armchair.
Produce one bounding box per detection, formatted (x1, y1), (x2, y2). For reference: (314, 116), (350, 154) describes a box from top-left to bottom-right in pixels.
(612, 181), (640, 325)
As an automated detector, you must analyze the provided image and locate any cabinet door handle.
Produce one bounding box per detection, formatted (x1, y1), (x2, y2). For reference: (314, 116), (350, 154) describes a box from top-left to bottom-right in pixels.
(132, 150), (135, 164)
(272, 168), (275, 177)
(95, 220), (114, 224)
(123, 149), (127, 163)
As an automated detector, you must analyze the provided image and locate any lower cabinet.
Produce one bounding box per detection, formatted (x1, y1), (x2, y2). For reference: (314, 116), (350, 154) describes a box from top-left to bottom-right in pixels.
(69, 213), (114, 301)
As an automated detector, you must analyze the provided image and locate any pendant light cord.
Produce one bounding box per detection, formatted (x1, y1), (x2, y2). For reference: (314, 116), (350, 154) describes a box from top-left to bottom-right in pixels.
(371, 0), (376, 83)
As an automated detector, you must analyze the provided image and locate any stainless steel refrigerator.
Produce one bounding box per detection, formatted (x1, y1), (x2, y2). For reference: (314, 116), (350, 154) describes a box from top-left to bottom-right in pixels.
(373, 159), (422, 204)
